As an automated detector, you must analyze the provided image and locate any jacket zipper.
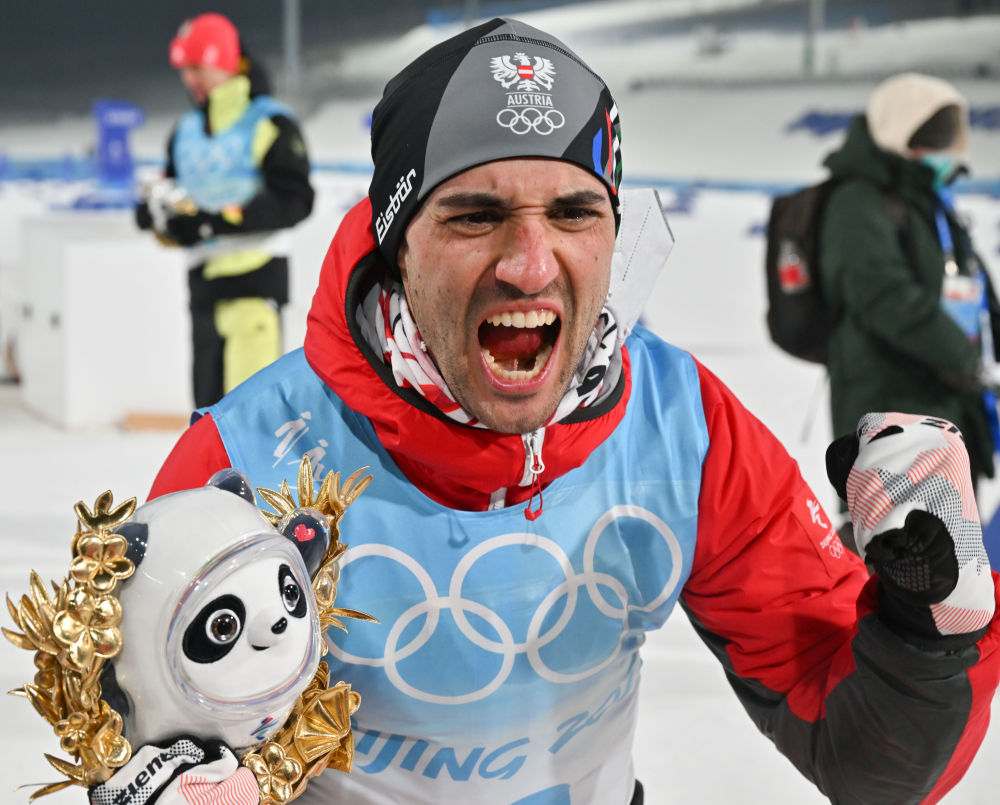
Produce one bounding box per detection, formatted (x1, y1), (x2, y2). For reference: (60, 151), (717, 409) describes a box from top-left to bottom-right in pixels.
(486, 428), (547, 516)
(521, 428), (546, 520)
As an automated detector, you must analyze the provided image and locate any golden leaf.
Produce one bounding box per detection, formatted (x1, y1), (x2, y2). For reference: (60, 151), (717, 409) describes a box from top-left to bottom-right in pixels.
(292, 684), (356, 763)
(24, 685), (61, 725)
(18, 593), (48, 632)
(44, 754), (86, 783)
(3, 626), (36, 651)
(325, 730), (354, 774)
(321, 616), (346, 633)
(329, 607), (378, 624)
(73, 493), (135, 534)
(30, 572), (55, 611)
(257, 486), (295, 519)
(297, 456), (315, 510)
(26, 780), (76, 802)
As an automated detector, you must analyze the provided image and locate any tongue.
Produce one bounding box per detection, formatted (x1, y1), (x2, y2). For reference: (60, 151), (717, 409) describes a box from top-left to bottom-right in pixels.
(480, 324), (544, 361)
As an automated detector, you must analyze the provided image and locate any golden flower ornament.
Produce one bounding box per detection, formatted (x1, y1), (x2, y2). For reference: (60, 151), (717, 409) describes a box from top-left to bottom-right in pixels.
(245, 742), (304, 804)
(55, 712), (90, 754)
(52, 586), (123, 670)
(69, 533), (134, 593)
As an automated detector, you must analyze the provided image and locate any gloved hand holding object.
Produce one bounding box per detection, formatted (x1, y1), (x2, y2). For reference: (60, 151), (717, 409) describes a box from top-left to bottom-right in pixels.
(135, 179), (230, 246)
(826, 412), (995, 646)
(162, 207), (227, 246)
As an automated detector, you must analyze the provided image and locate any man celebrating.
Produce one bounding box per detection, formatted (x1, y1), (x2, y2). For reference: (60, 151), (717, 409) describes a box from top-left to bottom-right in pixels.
(136, 12), (314, 407)
(149, 18), (1000, 805)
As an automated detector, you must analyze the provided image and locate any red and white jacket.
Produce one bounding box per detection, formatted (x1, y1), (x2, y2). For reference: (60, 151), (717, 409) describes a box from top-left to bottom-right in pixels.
(151, 198), (1000, 804)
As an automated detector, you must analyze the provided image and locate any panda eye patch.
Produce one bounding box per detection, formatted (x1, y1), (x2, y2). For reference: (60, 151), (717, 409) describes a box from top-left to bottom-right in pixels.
(279, 564), (307, 618)
(183, 594), (246, 664)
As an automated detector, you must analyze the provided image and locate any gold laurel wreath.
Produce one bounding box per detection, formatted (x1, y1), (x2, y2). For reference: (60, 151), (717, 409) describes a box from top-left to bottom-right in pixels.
(4, 491), (136, 799)
(4, 457), (376, 804)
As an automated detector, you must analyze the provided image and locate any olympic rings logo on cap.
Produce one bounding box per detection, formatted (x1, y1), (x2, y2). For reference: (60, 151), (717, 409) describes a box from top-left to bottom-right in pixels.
(327, 505), (683, 705)
(496, 107), (566, 136)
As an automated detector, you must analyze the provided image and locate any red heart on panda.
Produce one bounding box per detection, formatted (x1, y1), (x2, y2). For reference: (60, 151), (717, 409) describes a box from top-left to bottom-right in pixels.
(294, 523), (316, 542)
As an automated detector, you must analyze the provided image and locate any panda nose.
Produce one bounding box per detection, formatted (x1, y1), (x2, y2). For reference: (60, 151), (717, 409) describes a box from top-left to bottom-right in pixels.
(247, 610), (290, 649)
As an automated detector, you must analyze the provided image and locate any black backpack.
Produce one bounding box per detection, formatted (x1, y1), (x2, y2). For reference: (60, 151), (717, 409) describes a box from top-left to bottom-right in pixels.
(764, 178), (906, 364)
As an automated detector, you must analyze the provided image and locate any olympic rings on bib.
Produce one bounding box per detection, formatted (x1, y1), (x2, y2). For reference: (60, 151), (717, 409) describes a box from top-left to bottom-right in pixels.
(327, 505), (683, 704)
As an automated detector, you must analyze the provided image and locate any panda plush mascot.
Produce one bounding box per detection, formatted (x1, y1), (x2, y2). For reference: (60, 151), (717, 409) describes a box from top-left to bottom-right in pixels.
(6, 461), (373, 805)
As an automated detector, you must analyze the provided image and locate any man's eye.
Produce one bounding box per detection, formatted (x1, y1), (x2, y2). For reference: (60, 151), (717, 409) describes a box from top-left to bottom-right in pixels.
(556, 206), (599, 222)
(451, 210), (499, 226)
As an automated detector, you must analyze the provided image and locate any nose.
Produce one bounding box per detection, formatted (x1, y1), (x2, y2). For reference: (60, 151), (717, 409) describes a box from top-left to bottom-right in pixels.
(247, 610), (289, 649)
(494, 219), (558, 295)
(180, 69), (204, 99)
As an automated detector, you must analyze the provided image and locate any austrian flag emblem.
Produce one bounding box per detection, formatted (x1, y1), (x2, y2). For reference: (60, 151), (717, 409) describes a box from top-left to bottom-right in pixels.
(491, 52), (556, 91)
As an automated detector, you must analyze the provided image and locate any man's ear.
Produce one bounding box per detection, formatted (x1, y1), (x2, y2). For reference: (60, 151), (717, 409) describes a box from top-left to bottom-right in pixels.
(396, 239), (409, 283)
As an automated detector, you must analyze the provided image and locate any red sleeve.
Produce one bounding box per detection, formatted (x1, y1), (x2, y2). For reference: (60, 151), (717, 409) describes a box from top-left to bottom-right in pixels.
(684, 360), (870, 714)
(681, 359), (1000, 804)
(147, 414), (232, 500)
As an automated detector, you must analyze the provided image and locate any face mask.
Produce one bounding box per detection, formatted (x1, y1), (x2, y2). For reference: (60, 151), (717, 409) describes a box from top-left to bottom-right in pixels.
(920, 152), (959, 190)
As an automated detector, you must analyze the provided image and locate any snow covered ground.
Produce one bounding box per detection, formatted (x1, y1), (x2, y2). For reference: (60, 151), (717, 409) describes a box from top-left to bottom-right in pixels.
(2, 2), (1000, 802)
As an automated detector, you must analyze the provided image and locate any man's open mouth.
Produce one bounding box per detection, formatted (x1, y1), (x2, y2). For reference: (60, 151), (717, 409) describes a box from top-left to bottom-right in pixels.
(479, 309), (560, 381)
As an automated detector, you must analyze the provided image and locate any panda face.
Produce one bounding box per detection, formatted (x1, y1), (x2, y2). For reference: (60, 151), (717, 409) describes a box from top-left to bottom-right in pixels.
(177, 555), (315, 701)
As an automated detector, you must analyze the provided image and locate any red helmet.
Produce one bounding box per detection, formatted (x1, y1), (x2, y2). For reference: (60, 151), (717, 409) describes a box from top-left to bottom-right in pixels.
(169, 13), (241, 73)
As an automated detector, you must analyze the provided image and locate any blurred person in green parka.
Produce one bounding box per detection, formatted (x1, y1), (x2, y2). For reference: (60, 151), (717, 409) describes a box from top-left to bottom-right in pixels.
(819, 73), (1000, 546)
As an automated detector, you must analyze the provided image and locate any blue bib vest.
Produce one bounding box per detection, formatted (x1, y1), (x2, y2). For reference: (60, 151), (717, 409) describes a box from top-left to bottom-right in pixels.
(204, 326), (709, 804)
(172, 95), (289, 212)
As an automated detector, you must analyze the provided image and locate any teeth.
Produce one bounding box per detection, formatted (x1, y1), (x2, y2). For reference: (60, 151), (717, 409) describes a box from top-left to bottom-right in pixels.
(483, 343), (554, 380)
(485, 310), (557, 328)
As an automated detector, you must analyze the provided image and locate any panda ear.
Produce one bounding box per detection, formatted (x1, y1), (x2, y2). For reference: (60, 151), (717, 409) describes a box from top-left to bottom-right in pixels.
(206, 468), (255, 505)
(112, 521), (149, 568)
(277, 508), (330, 575)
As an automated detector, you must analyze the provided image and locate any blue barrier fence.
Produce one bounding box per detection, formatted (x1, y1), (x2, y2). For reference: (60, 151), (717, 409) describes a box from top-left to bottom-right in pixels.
(3, 155), (999, 200)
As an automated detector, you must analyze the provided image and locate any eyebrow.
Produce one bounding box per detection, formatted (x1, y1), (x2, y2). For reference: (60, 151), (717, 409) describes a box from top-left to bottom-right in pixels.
(553, 190), (608, 207)
(433, 189), (609, 210)
(434, 192), (505, 210)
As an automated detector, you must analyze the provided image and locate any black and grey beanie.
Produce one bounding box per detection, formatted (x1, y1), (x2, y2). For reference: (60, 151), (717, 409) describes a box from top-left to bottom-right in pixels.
(368, 17), (623, 267)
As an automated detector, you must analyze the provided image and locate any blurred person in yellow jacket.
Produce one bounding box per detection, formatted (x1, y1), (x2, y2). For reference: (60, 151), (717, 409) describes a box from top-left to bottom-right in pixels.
(136, 12), (314, 407)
